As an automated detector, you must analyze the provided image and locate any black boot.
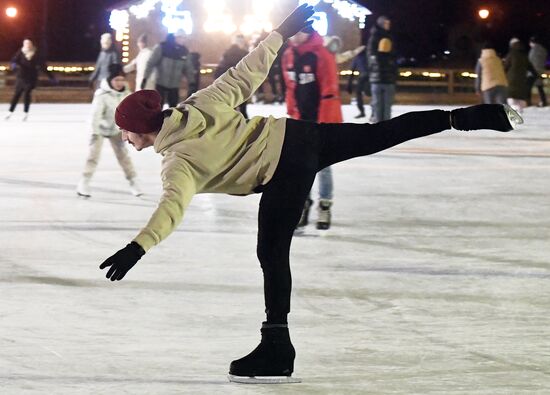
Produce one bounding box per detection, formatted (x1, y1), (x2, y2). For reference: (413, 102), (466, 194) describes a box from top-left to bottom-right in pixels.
(297, 198), (313, 228)
(229, 323), (296, 378)
(450, 104), (523, 132)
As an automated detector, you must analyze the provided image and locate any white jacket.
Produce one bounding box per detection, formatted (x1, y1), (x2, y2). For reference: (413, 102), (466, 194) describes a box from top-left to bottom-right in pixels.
(123, 47), (157, 90)
(90, 79), (131, 137)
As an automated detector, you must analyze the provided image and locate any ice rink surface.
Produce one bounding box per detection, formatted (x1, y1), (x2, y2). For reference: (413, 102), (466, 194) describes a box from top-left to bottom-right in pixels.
(1, 103), (550, 394)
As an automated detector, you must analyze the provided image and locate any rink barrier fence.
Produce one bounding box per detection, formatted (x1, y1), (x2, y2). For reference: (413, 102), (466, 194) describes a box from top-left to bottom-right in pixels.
(0, 63), (548, 105)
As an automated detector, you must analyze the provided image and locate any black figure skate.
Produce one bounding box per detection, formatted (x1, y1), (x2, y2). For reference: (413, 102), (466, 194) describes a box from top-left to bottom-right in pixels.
(450, 104), (523, 132)
(228, 323), (301, 384)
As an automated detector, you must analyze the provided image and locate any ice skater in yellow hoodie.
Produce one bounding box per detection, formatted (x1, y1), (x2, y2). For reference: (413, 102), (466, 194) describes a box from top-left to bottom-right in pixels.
(99, 4), (523, 384)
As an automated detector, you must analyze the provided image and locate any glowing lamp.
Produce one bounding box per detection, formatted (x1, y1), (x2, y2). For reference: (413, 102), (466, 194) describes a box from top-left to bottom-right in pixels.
(478, 9), (490, 19)
(6, 7), (17, 18)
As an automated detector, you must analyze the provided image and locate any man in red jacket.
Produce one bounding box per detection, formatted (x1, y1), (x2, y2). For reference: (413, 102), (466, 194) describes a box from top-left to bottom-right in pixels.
(282, 26), (342, 230)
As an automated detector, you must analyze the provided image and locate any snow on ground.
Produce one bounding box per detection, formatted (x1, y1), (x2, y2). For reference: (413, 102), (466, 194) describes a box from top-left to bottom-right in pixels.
(1, 103), (550, 394)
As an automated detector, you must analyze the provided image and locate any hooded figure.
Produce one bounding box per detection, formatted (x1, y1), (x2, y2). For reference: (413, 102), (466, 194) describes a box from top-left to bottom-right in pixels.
(282, 27), (343, 230)
(77, 63), (141, 198)
(143, 30), (195, 107)
(89, 33), (121, 85)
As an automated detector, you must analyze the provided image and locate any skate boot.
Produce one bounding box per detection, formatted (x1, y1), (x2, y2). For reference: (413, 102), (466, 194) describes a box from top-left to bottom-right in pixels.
(450, 104), (523, 132)
(296, 198), (313, 228)
(22, 113), (28, 122)
(228, 323), (300, 384)
(4, 112), (13, 121)
(316, 199), (332, 230)
(76, 178), (91, 197)
(129, 179), (143, 197)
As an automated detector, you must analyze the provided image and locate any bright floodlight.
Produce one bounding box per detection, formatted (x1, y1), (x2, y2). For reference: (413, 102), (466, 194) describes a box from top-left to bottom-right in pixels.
(6, 7), (17, 18)
(478, 8), (490, 19)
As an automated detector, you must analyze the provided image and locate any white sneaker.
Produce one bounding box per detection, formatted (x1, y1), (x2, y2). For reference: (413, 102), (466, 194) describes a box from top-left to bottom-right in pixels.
(129, 179), (143, 197)
(76, 179), (91, 197)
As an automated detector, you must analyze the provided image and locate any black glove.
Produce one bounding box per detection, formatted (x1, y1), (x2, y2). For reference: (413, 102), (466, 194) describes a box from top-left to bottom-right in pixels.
(275, 3), (315, 41)
(140, 78), (147, 90)
(100, 241), (145, 281)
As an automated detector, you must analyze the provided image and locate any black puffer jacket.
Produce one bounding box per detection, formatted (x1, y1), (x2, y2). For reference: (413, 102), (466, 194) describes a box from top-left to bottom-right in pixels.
(214, 45), (248, 78)
(11, 50), (49, 88)
(367, 25), (398, 84)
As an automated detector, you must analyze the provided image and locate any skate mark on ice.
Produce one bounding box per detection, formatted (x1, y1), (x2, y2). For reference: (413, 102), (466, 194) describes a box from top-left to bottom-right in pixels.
(324, 233), (550, 271)
(0, 374), (227, 386)
(334, 265), (550, 280)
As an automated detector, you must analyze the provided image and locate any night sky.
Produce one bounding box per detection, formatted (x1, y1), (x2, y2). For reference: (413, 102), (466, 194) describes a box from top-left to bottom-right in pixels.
(1, 0), (549, 65)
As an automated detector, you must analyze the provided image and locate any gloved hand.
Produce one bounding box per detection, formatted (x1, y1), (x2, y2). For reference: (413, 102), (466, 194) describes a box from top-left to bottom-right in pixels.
(275, 3), (315, 41)
(140, 78), (147, 90)
(100, 241), (145, 281)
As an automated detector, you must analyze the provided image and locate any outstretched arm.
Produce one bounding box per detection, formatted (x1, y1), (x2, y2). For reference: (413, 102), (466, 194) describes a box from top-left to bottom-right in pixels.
(100, 154), (197, 281)
(191, 4), (315, 109)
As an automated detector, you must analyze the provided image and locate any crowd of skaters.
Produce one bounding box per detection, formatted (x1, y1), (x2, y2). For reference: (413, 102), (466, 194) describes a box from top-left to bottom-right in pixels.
(476, 35), (548, 113)
(2, 17), (547, 228)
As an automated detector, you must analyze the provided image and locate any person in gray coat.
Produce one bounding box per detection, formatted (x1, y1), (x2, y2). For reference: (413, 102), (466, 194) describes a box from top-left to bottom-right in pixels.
(527, 36), (547, 107)
(141, 30), (195, 107)
(89, 33), (120, 88)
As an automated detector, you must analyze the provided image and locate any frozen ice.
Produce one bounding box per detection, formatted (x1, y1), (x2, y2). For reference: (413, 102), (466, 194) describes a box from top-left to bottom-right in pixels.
(1, 103), (550, 393)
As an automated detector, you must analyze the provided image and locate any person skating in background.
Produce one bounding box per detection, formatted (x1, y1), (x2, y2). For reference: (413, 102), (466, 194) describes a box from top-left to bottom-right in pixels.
(187, 52), (201, 97)
(324, 35), (365, 65)
(504, 38), (537, 113)
(142, 30), (195, 108)
(76, 64), (142, 198)
(367, 16), (398, 122)
(98, 5), (522, 384)
(5, 39), (56, 121)
(89, 33), (120, 89)
(475, 42), (508, 104)
(282, 25), (343, 230)
(124, 33), (156, 91)
(527, 36), (548, 107)
(252, 30), (285, 103)
(347, 48), (370, 118)
(215, 34), (250, 118)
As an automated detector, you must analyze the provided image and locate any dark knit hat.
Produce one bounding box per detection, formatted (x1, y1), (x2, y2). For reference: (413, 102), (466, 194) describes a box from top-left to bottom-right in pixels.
(115, 90), (164, 134)
(108, 63), (125, 81)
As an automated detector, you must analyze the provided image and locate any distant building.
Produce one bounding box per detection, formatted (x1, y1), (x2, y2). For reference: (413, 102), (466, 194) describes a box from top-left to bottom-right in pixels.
(107, 0), (370, 65)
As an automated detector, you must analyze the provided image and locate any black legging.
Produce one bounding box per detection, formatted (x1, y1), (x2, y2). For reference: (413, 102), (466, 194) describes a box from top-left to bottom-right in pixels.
(256, 110), (450, 324)
(355, 73), (371, 115)
(156, 85), (180, 108)
(9, 81), (34, 113)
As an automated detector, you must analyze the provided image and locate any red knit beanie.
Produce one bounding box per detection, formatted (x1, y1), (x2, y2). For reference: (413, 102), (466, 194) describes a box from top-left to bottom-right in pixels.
(115, 90), (164, 134)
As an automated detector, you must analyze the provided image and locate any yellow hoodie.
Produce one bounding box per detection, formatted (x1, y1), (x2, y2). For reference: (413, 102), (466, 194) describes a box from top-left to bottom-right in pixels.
(134, 31), (287, 251)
